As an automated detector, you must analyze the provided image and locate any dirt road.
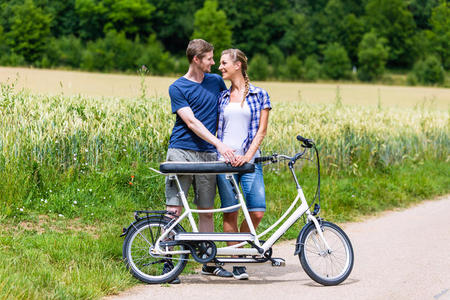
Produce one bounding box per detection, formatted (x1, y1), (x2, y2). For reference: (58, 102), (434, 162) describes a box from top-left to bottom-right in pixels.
(107, 196), (450, 300)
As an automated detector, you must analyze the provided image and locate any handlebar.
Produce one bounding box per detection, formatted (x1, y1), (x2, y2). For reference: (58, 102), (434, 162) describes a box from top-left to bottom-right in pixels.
(256, 134), (321, 215)
(255, 134), (315, 165)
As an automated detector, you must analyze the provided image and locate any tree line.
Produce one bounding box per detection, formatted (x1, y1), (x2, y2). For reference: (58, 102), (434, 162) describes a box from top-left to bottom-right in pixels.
(0, 0), (448, 85)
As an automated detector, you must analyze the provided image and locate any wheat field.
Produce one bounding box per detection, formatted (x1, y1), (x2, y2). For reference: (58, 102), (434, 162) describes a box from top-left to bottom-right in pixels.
(1, 67), (449, 109)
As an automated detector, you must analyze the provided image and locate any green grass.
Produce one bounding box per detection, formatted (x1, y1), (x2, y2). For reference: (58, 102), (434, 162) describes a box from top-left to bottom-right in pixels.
(0, 83), (448, 299)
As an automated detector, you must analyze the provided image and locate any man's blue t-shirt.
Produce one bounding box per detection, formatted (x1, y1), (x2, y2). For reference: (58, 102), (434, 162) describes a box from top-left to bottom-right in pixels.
(168, 73), (227, 152)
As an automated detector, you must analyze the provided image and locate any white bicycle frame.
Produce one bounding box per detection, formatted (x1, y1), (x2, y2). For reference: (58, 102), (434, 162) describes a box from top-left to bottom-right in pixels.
(151, 164), (331, 258)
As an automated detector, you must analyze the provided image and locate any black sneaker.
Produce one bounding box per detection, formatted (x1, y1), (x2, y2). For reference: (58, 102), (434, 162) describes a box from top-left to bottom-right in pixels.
(201, 265), (233, 277)
(163, 262), (181, 284)
(232, 266), (249, 280)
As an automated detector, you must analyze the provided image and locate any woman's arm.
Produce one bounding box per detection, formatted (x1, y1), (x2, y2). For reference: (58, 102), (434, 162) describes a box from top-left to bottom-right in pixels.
(233, 108), (270, 166)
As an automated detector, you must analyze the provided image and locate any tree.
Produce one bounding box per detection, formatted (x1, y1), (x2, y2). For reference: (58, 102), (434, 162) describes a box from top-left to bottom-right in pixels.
(341, 14), (365, 64)
(323, 43), (351, 79)
(426, 1), (450, 69)
(409, 0), (440, 30)
(279, 13), (316, 59)
(357, 31), (388, 81)
(147, 0), (204, 55)
(6, 0), (52, 63)
(191, 0), (232, 59)
(365, 0), (417, 67)
(75, 0), (107, 40)
(103, 0), (155, 37)
(75, 0), (155, 40)
(219, 0), (291, 58)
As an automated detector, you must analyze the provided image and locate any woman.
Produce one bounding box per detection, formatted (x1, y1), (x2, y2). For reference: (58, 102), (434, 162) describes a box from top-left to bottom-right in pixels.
(216, 48), (271, 280)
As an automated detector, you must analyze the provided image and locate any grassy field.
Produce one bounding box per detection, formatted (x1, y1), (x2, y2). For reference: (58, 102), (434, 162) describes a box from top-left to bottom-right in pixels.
(0, 70), (449, 299)
(1, 66), (449, 109)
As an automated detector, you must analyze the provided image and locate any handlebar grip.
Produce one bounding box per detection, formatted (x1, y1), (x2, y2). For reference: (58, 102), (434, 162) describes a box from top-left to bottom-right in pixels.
(296, 135), (307, 142)
(254, 156), (272, 163)
(297, 134), (314, 148)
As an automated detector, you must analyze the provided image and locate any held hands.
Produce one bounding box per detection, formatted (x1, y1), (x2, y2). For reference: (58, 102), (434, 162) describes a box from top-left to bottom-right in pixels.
(232, 154), (251, 167)
(217, 142), (236, 163)
(217, 142), (251, 167)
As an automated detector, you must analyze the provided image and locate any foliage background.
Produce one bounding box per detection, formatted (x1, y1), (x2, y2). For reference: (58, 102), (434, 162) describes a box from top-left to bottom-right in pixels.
(0, 0), (448, 84)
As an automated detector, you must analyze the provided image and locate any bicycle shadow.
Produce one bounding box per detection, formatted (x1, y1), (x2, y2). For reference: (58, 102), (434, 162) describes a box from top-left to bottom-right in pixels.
(181, 263), (360, 286)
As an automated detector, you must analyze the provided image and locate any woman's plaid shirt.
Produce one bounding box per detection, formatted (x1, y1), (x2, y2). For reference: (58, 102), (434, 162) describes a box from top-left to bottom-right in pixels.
(217, 83), (272, 154)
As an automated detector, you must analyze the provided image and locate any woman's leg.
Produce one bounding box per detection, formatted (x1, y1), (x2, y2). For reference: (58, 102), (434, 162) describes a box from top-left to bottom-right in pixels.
(240, 211), (265, 232)
(217, 174), (240, 243)
(223, 211), (239, 233)
(239, 163), (266, 232)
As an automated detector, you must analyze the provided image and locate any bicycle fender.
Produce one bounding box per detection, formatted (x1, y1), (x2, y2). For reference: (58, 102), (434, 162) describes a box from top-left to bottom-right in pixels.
(294, 221), (315, 255)
(120, 215), (182, 237)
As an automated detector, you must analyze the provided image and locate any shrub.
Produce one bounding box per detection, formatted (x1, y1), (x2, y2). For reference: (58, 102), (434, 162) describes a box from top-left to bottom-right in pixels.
(286, 55), (303, 80)
(249, 54), (269, 81)
(322, 43), (351, 79)
(81, 30), (143, 72)
(303, 55), (322, 81)
(137, 35), (175, 75)
(357, 31), (388, 81)
(412, 56), (445, 85)
(267, 45), (285, 78)
(406, 73), (418, 86)
(45, 36), (84, 68)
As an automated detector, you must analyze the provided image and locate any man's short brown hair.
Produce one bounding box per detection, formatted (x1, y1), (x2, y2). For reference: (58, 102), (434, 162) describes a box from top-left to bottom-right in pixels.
(186, 39), (214, 64)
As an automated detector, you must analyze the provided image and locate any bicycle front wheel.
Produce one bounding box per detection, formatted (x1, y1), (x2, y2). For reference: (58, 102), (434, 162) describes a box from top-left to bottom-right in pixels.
(299, 221), (354, 286)
(122, 217), (188, 284)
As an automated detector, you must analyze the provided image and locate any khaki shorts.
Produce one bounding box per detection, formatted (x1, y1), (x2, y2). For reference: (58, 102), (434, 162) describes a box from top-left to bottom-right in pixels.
(165, 148), (217, 208)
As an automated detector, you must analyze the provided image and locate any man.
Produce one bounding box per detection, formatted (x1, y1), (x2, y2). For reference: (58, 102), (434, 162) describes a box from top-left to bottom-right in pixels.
(164, 39), (235, 283)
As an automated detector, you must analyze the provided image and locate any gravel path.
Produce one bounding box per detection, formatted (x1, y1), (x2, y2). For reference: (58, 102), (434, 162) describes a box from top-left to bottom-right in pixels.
(106, 196), (450, 300)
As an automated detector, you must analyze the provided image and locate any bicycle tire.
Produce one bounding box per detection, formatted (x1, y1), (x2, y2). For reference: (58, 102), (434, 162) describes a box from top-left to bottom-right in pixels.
(122, 216), (188, 284)
(299, 221), (354, 286)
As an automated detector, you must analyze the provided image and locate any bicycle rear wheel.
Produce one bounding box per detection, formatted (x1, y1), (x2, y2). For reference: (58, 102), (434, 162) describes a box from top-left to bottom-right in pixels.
(299, 221), (354, 286)
(122, 217), (188, 284)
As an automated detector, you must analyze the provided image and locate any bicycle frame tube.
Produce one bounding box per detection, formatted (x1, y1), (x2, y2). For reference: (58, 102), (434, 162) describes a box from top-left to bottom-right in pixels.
(154, 174), (252, 255)
(153, 166), (322, 257)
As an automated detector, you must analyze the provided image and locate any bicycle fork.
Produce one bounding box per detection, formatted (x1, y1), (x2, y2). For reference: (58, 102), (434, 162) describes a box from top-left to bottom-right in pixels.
(307, 213), (332, 251)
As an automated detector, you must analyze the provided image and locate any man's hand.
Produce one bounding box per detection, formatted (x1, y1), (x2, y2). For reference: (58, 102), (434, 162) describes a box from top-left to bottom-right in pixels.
(217, 142), (236, 163)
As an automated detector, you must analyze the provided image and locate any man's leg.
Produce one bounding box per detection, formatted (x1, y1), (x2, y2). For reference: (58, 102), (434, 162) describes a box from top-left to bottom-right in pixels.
(195, 154), (232, 278)
(198, 207), (214, 232)
(164, 149), (194, 284)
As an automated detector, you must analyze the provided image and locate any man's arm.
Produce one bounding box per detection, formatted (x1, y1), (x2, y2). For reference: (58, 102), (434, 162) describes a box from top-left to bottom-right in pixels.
(177, 107), (235, 162)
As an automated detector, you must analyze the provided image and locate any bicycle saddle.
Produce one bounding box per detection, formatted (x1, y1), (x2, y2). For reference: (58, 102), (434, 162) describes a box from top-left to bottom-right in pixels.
(159, 161), (255, 174)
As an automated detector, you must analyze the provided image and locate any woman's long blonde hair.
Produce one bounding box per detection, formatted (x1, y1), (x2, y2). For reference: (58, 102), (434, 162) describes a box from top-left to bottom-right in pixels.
(221, 49), (249, 107)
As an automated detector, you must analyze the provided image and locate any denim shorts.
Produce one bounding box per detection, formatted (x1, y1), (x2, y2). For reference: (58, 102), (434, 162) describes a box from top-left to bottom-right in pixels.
(217, 163), (266, 212)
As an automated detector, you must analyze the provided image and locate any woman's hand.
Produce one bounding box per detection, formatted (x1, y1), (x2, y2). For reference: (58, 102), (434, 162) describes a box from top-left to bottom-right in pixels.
(232, 154), (252, 167)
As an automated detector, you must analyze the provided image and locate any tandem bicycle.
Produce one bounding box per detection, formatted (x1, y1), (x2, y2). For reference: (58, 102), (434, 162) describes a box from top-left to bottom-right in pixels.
(121, 135), (354, 286)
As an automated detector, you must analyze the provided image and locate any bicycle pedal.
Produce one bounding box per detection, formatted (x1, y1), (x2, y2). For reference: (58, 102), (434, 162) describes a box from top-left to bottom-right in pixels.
(271, 258), (285, 267)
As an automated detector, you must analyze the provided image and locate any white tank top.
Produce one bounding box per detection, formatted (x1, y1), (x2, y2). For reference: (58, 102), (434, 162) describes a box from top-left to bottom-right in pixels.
(221, 101), (251, 157)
